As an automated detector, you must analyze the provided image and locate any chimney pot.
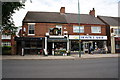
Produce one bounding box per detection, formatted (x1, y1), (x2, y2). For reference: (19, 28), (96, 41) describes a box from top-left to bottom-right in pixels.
(60, 7), (65, 13)
(89, 8), (95, 17)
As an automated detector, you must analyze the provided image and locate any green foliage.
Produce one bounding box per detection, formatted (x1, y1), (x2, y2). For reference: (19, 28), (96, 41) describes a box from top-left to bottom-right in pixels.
(59, 50), (66, 53)
(2, 46), (11, 48)
(2, 46), (11, 55)
(2, 2), (25, 35)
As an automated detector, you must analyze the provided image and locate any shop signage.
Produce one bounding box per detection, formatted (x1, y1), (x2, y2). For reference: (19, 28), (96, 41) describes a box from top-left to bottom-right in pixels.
(15, 37), (43, 41)
(48, 38), (67, 42)
(69, 35), (107, 40)
(49, 36), (64, 38)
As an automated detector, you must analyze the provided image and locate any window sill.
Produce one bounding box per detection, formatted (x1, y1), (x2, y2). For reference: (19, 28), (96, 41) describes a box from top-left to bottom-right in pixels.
(92, 33), (101, 34)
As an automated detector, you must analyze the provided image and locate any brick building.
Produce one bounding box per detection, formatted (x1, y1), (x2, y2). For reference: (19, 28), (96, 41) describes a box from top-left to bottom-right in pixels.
(98, 16), (120, 53)
(15, 7), (107, 55)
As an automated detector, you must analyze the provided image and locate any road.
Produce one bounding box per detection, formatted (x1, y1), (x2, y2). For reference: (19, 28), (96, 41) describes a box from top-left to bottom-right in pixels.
(2, 58), (118, 78)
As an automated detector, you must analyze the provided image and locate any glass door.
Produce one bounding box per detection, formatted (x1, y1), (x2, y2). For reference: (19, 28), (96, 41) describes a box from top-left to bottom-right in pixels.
(83, 41), (92, 53)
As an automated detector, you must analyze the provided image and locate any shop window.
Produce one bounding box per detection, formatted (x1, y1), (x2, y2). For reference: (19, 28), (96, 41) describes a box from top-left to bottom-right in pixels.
(73, 26), (84, 33)
(91, 26), (101, 33)
(114, 29), (120, 35)
(71, 41), (79, 51)
(96, 41), (104, 48)
(54, 42), (67, 55)
(23, 27), (26, 32)
(116, 44), (120, 49)
(116, 41), (120, 49)
(36, 41), (42, 47)
(55, 42), (66, 49)
(25, 41), (42, 48)
(28, 25), (34, 35)
(25, 42), (30, 47)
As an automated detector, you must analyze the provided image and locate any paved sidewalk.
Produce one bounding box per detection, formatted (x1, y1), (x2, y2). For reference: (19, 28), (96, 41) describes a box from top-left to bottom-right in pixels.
(1, 54), (119, 60)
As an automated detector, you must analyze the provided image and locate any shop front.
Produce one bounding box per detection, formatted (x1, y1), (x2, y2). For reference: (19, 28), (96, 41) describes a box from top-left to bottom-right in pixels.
(15, 37), (44, 55)
(47, 37), (68, 55)
(115, 37), (120, 53)
(69, 35), (108, 54)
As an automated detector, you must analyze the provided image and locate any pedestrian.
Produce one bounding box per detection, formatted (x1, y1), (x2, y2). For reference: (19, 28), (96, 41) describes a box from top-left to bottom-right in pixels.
(104, 46), (108, 54)
(89, 46), (92, 54)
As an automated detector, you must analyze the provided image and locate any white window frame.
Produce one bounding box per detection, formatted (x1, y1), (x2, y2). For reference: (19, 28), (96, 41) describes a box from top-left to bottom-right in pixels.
(73, 26), (84, 33)
(114, 28), (120, 35)
(2, 35), (11, 39)
(2, 42), (11, 46)
(28, 23), (35, 35)
(91, 26), (101, 33)
(23, 27), (26, 32)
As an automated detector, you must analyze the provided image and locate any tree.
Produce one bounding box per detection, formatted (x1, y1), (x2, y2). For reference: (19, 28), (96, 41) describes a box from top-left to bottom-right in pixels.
(2, 2), (25, 35)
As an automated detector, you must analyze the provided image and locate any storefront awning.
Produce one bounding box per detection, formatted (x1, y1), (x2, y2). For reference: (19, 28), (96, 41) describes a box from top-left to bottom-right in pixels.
(15, 37), (43, 41)
(48, 38), (67, 42)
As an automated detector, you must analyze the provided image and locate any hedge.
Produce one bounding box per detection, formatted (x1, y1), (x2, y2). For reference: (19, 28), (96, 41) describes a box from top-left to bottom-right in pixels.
(2, 46), (11, 55)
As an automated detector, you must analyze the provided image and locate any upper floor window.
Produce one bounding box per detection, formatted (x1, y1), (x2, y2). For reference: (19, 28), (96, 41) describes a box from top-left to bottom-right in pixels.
(23, 27), (26, 32)
(91, 26), (101, 33)
(114, 29), (120, 35)
(73, 26), (84, 33)
(28, 24), (35, 35)
(2, 35), (11, 39)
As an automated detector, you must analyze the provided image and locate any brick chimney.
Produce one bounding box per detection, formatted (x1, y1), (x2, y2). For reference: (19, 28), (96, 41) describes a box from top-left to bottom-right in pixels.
(89, 8), (95, 17)
(60, 7), (65, 14)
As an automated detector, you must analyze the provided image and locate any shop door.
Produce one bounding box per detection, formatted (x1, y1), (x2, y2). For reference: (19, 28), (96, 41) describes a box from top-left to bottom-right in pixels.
(83, 42), (92, 53)
(47, 42), (52, 55)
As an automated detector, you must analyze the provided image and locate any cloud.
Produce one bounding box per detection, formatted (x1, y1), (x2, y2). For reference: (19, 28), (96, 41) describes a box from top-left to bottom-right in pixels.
(12, 0), (119, 27)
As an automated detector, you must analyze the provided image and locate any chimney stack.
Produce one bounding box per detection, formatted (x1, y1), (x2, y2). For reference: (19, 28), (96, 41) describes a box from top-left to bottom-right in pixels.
(60, 7), (65, 14)
(89, 8), (95, 17)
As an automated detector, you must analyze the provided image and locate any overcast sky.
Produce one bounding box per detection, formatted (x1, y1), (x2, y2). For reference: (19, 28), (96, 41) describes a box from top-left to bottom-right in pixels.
(12, 0), (119, 27)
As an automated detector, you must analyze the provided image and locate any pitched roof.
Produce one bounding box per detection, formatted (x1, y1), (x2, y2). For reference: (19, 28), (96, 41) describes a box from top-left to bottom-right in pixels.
(98, 16), (120, 26)
(23, 11), (105, 25)
(23, 11), (67, 23)
(65, 13), (105, 25)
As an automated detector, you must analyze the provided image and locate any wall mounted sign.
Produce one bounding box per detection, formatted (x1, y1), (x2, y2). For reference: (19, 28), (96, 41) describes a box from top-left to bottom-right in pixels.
(48, 38), (67, 42)
(69, 35), (107, 40)
(49, 36), (64, 38)
(15, 37), (43, 41)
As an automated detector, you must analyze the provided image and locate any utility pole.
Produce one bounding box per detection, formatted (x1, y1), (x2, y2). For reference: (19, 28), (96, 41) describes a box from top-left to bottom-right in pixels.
(78, 0), (81, 57)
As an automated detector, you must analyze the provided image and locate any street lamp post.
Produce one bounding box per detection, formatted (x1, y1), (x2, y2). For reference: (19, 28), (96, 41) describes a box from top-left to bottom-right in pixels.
(78, 0), (81, 57)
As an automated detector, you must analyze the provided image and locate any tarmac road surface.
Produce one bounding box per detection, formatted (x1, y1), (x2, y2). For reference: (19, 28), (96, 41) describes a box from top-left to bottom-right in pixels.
(2, 57), (118, 78)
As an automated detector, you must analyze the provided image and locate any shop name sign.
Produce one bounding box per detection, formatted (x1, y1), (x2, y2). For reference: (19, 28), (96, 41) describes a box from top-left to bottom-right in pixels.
(69, 35), (107, 40)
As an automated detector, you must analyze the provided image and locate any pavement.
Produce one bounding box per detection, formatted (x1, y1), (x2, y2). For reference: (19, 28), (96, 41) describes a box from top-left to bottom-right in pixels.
(1, 53), (119, 60)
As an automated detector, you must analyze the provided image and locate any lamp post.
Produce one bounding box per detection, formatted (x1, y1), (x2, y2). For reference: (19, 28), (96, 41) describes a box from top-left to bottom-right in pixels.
(78, 0), (81, 57)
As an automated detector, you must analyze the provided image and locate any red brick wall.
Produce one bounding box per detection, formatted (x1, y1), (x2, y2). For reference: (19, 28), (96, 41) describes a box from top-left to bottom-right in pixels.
(11, 35), (16, 55)
(22, 23), (106, 37)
